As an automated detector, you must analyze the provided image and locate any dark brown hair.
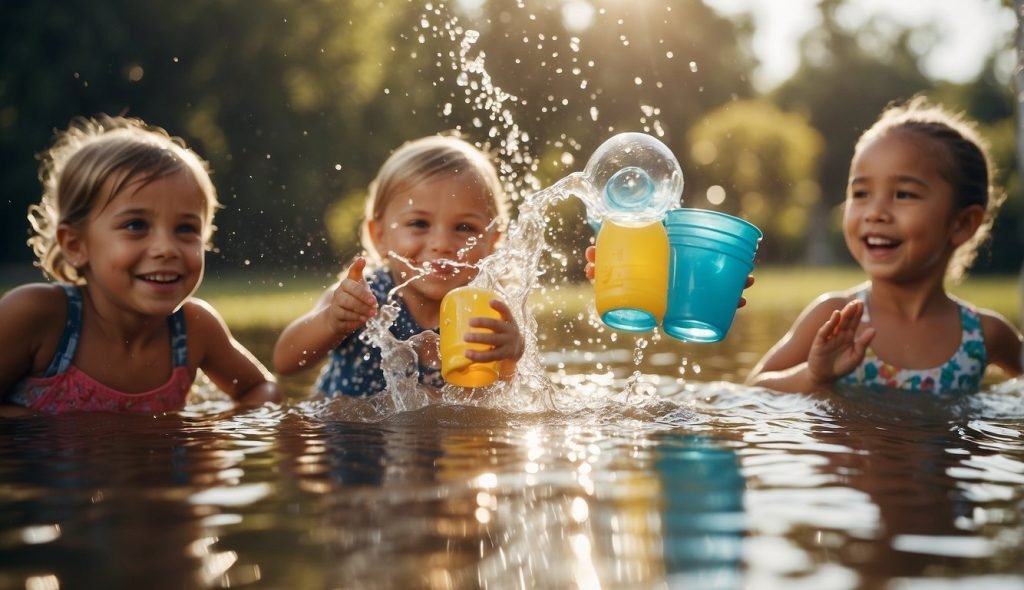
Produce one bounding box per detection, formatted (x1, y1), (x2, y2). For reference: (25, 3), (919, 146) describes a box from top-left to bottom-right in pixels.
(853, 96), (1004, 281)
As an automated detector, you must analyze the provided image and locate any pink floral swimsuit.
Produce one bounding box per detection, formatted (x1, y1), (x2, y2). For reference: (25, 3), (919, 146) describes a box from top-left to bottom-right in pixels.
(6, 284), (193, 414)
(838, 287), (987, 393)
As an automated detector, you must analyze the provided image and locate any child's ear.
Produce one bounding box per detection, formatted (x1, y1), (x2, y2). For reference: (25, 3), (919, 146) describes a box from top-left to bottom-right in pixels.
(950, 204), (985, 247)
(56, 223), (87, 268)
(366, 219), (384, 253)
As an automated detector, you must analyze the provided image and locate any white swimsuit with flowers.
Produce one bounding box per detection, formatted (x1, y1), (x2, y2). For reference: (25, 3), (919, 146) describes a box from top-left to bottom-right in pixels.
(837, 288), (987, 393)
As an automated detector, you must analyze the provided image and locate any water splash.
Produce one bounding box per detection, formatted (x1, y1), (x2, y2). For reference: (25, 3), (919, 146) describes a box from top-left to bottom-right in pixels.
(324, 5), (692, 419)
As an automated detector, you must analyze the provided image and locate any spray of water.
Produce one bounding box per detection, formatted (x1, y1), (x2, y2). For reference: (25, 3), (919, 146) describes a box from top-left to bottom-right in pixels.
(315, 3), (686, 420)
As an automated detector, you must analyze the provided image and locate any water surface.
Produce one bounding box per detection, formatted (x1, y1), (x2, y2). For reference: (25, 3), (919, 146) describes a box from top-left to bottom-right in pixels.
(2, 352), (1021, 589)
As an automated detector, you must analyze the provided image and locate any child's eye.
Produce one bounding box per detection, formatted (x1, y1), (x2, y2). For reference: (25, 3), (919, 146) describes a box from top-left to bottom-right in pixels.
(176, 223), (201, 235)
(456, 223), (482, 233)
(407, 219), (429, 229)
(849, 190), (868, 199)
(121, 219), (148, 232)
(895, 190), (919, 200)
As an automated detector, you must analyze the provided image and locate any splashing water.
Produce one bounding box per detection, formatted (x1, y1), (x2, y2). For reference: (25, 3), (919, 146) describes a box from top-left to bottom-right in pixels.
(329, 8), (700, 420)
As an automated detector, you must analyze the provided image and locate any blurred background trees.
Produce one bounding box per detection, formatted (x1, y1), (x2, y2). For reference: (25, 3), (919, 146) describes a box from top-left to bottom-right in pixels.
(1, 0), (1017, 280)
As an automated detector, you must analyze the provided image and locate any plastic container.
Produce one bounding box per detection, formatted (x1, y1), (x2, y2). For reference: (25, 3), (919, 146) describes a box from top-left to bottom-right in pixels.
(583, 133), (681, 332)
(594, 219), (670, 332)
(662, 208), (762, 342)
(439, 286), (503, 387)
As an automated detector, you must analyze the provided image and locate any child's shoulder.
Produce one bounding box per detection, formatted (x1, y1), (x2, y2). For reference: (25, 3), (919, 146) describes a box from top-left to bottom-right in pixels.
(975, 306), (1023, 376)
(0, 282), (69, 319)
(178, 297), (228, 329)
(0, 284), (70, 366)
(797, 284), (864, 319)
(971, 304), (1021, 343)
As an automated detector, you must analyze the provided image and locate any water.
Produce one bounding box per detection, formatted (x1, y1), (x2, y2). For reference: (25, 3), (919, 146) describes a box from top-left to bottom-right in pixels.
(2, 379), (1022, 589)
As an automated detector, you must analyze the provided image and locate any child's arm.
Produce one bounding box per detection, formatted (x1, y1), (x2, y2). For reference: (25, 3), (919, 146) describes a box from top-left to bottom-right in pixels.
(979, 310), (1023, 377)
(463, 298), (525, 377)
(0, 284), (63, 396)
(184, 299), (281, 407)
(273, 258), (378, 375)
(747, 295), (874, 393)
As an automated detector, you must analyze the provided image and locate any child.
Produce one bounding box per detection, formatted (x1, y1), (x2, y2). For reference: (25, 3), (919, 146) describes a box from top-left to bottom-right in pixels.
(748, 97), (1023, 393)
(273, 134), (524, 397)
(0, 115), (281, 414)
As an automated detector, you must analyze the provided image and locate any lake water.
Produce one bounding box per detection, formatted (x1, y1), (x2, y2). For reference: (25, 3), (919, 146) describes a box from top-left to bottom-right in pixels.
(2, 316), (1022, 590)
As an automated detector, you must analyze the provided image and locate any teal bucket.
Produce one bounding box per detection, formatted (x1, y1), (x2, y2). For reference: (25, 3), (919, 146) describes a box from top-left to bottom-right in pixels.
(662, 208), (762, 343)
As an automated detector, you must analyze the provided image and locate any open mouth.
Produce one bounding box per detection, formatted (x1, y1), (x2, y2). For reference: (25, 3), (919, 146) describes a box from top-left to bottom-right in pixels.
(138, 272), (182, 284)
(425, 260), (462, 277)
(863, 235), (900, 252)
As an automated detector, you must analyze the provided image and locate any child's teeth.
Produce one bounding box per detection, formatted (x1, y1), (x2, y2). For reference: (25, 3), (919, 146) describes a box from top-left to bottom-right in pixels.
(145, 274), (177, 282)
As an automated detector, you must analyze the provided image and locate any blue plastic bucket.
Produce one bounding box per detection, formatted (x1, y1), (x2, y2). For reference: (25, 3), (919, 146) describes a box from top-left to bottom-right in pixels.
(663, 208), (762, 342)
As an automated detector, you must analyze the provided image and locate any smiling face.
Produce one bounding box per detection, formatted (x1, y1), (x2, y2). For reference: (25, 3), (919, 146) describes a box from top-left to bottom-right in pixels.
(368, 171), (500, 313)
(59, 169), (208, 318)
(843, 130), (980, 285)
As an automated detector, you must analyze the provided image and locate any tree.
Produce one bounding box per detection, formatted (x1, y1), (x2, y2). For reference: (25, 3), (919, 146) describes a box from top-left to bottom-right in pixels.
(772, 0), (933, 263)
(686, 100), (824, 262)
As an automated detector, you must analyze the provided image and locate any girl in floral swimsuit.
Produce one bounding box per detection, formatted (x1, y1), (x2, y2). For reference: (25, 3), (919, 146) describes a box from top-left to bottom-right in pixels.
(748, 97), (1022, 394)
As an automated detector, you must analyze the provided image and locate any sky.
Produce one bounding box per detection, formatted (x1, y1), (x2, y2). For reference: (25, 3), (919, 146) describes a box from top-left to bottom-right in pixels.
(704, 0), (1017, 90)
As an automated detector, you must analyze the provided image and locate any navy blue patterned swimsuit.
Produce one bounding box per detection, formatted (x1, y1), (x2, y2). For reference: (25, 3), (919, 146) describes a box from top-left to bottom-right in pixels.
(314, 267), (442, 397)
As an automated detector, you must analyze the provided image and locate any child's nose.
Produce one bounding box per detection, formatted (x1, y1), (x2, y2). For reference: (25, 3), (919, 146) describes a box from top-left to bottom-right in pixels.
(864, 197), (890, 221)
(149, 230), (180, 258)
(429, 229), (460, 255)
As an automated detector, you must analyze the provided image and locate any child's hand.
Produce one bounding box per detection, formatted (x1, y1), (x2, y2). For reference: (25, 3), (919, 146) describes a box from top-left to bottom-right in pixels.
(326, 257), (378, 336)
(584, 245), (755, 308)
(463, 299), (525, 363)
(737, 275), (754, 308)
(806, 299), (875, 386)
(585, 245), (597, 281)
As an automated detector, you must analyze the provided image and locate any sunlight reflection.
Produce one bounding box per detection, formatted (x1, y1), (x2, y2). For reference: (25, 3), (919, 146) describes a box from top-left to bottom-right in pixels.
(20, 525), (60, 545)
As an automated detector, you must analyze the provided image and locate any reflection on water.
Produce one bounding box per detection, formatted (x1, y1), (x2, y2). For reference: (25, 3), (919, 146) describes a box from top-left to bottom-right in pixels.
(1, 376), (1022, 589)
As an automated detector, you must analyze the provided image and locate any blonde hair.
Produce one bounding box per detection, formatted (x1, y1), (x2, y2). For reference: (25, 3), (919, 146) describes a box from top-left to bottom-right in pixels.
(28, 115), (219, 284)
(359, 133), (509, 264)
(853, 96), (1003, 282)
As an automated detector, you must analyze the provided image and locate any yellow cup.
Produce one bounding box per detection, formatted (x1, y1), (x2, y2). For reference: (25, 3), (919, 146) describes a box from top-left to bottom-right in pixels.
(594, 219), (669, 332)
(440, 286), (503, 387)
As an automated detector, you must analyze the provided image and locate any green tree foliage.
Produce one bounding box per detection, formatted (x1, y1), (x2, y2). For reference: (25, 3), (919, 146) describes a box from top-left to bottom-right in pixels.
(0, 0), (435, 274)
(772, 0), (932, 263)
(471, 0), (756, 178)
(686, 100), (823, 261)
(1, 0), (1016, 276)
(773, 0), (1017, 270)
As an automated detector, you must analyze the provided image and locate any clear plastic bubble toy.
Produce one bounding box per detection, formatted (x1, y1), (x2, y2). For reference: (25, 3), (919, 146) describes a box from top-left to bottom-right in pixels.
(566, 132), (684, 226)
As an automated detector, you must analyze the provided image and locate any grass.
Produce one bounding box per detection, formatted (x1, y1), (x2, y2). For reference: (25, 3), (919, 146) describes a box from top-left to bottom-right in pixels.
(3, 266), (1019, 330)
(194, 266), (1021, 331)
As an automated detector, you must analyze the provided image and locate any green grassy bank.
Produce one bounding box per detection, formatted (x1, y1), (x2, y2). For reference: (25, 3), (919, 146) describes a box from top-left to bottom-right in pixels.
(2, 266), (1018, 331)
(193, 267), (1021, 331)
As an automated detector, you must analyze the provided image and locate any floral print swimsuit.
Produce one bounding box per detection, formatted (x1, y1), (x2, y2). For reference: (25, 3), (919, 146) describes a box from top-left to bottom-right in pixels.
(315, 267), (443, 397)
(837, 288), (987, 392)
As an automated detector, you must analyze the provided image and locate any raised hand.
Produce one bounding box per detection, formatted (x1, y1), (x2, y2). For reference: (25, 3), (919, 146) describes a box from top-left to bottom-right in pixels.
(806, 299), (875, 387)
(326, 257), (378, 337)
